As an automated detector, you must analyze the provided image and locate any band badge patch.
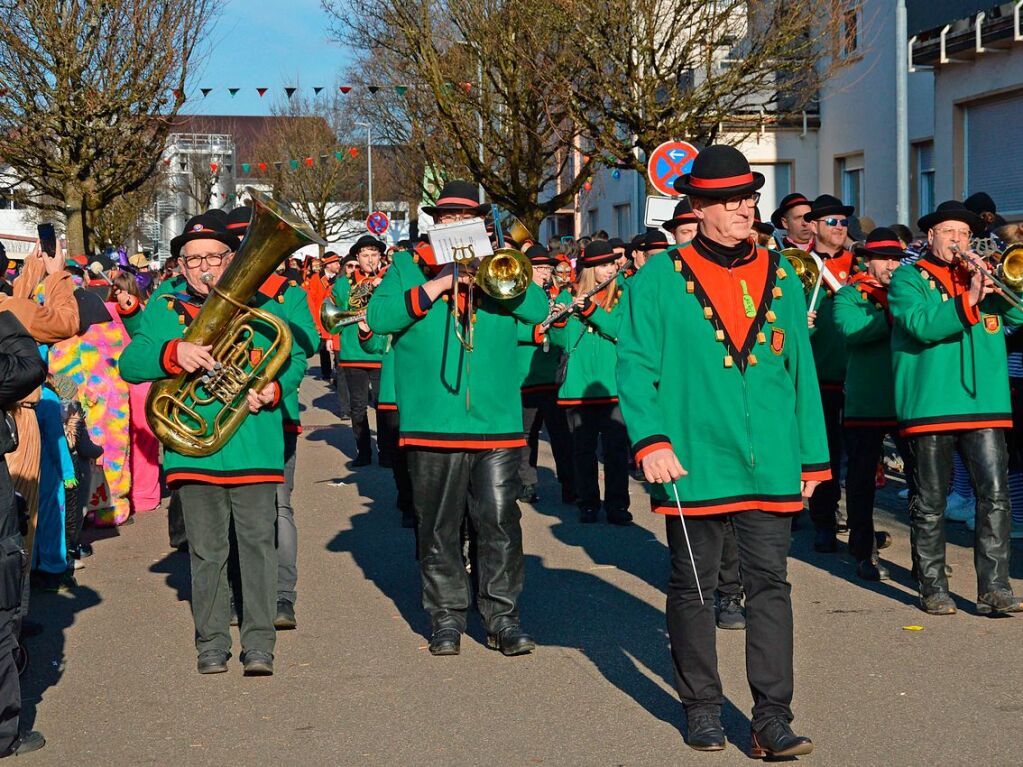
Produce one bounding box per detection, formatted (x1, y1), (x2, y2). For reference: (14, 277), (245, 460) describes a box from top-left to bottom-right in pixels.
(250, 348), (264, 367)
(770, 327), (786, 355)
(984, 315), (1001, 334)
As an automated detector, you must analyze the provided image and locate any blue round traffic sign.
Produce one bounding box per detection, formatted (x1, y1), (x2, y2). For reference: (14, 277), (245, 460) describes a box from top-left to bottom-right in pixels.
(647, 141), (699, 197)
(366, 211), (389, 236)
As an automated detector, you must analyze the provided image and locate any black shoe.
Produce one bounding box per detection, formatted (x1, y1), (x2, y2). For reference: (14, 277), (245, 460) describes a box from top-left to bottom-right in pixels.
(274, 600), (297, 630)
(813, 527), (837, 553)
(517, 484), (539, 504)
(750, 718), (813, 759)
(920, 591), (956, 615)
(428, 628), (461, 656)
(0, 730), (45, 757)
(241, 650), (274, 676)
(486, 625), (535, 656)
(856, 558), (889, 581)
(349, 454), (372, 468)
(579, 507), (599, 524)
(197, 649), (230, 675)
(874, 530), (892, 550)
(606, 508), (633, 526)
(686, 711), (726, 752)
(977, 588), (1023, 616)
(716, 595), (746, 630)
(561, 486), (577, 505)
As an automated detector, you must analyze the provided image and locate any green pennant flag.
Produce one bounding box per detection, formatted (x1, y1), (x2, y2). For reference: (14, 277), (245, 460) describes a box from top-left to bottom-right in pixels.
(335, 150), (344, 161)
(228, 88), (240, 98)
(289, 159), (299, 170)
(395, 85), (408, 96)
(241, 162), (250, 174)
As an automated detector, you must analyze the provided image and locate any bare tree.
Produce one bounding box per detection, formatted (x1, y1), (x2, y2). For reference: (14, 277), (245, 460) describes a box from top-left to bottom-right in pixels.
(0, 0), (221, 255)
(325, 0), (596, 234)
(92, 170), (163, 248)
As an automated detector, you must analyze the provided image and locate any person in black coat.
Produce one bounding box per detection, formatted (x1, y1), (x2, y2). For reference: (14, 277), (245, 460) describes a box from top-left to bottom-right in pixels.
(0, 310), (48, 756)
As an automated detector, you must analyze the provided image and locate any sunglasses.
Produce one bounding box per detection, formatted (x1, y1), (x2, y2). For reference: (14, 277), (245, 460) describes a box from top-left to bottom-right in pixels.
(822, 218), (849, 227)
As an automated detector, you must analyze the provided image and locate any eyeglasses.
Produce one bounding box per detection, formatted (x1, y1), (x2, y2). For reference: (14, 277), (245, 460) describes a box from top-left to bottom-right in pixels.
(822, 218), (849, 227)
(722, 192), (761, 212)
(933, 227), (971, 239)
(182, 250), (230, 268)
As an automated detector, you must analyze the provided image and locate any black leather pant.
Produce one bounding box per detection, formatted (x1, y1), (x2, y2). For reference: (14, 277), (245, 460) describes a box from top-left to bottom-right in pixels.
(844, 427), (914, 561)
(808, 386), (844, 531)
(407, 447), (524, 634)
(907, 429), (1011, 596)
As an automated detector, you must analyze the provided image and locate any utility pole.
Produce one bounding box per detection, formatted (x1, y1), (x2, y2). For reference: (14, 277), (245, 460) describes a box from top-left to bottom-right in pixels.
(895, 0), (909, 224)
(356, 121), (373, 213)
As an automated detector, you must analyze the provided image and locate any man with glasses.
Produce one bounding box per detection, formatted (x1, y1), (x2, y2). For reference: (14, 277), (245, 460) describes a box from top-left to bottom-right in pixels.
(120, 212), (311, 676)
(889, 200), (1023, 616)
(804, 194), (857, 553)
(618, 145), (827, 758)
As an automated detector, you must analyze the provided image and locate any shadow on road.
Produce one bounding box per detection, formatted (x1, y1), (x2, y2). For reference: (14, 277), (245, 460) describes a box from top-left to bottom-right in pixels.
(149, 549), (192, 603)
(21, 584), (102, 729)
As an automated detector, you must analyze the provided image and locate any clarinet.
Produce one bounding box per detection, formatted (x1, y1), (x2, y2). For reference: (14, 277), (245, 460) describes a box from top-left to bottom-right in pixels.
(539, 259), (632, 332)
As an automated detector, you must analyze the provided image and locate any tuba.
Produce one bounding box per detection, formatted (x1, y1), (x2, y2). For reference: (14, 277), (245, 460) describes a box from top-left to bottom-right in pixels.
(781, 247), (820, 294)
(147, 188), (325, 457)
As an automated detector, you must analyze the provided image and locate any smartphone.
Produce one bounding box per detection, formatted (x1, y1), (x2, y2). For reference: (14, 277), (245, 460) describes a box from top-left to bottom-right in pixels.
(37, 223), (57, 257)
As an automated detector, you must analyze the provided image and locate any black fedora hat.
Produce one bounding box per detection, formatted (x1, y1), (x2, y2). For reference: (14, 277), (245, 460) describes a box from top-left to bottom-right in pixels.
(854, 227), (906, 260)
(349, 234), (386, 257)
(918, 200), (985, 235)
(753, 206), (775, 236)
(169, 212), (240, 259)
(803, 194), (855, 222)
(639, 229), (670, 251)
(422, 180), (491, 217)
(226, 205), (253, 236)
(964, 191), (996, 216)
(672, 145), (764, 199)
(770, 193), (812, 229)
(579, 240), (617, 267)
(662, 197), (698, 232)
(525, 243), (556, 265)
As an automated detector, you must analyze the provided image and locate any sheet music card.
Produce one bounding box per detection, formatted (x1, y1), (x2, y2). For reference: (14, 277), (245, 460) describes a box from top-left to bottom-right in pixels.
(427, 218), (494, 265)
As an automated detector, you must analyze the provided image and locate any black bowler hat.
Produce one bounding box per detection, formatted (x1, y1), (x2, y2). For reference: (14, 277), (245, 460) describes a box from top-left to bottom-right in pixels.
(639, 229), (670, 252)
(964, 191), (996, 216)
(854, 227), (906, 260)
(608, 237), (626, 250)
(349, 234), (386, 257)
(625, 233), (645, 256)
(662, 197), (698, 232)
(525, 243), (556, 265)
(803, 194), (855, 222)
(770, 193), (812, 229)
(753, 207), (775, 236)
(421, 180), (491, 217)
(226, 205), (253, 236)
(673, 145), (764, 199)
(917, 200), (985, 235)
(579, 240), (617, 267)
(169, 212), (241, 259)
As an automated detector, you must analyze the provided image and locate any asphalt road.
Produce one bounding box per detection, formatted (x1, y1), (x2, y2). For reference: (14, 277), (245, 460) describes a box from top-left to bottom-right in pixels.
(18, 371), (1023, 766)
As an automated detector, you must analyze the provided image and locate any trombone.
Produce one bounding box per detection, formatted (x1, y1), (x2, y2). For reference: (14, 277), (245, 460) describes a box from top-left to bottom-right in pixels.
(952, 242), (1023, 311)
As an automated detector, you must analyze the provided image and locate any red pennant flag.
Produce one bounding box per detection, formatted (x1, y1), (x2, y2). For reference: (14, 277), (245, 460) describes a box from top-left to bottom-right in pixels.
(210, 162), (219, 173)
(200, 88), (212, 98)
(0, 88), (7, 98)
(172, 88), (184, 100)
(257, 87), (268, 97)
(258, 162), (267, 173)
(349, 147), (358, 158)
(163, 158), (171, 165)
(305, 157), (314, 167)
(339, 86), (352, 94)
(285, 87), (297, 99)
(460, 82), (472, 93)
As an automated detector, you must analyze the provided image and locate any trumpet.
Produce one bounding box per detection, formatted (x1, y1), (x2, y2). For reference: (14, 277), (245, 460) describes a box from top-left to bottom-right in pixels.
(952, 242), (1023, 310)
(450, 247), (533, 352)
(318, 272), (382, 334)
(540, 259), (631, 332)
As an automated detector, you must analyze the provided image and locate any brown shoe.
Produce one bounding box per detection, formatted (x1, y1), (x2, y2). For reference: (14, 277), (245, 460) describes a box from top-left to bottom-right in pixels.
(921, 591), (956, 615)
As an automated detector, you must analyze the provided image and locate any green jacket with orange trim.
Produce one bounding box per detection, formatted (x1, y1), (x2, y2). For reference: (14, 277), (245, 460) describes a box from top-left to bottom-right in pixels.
(808, 250), (855, 386)
(517, 287), (566, 394)
(365, 249), (548, 448)
(832, 276), (896, 426)
(273, 281), (318, 432)
(556, 286), (624, 406)
(333, 271), (383, 369)
(118, 277), (309, 486)
(359, 328), (397, 410)
(888, 253), (1023, 435)
(616, 243), (830, 516)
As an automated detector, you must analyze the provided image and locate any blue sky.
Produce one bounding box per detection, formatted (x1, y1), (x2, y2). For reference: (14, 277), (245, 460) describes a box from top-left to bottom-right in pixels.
(181, 0), (354, 116)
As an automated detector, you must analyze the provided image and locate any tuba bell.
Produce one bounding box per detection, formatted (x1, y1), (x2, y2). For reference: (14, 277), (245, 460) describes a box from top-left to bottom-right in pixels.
(781, 247), (820, 294)
(476, 247), (532, 300)
(147, 188), (325, 457)
(997, 243), (1023, 291)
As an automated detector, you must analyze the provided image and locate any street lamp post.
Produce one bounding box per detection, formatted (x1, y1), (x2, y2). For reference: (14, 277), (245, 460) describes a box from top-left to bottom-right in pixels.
(355, 121), (373, 215)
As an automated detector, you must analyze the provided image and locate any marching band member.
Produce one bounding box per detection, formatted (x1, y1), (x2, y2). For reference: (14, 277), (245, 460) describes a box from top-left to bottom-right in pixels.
(805, 193), (857, 553)
(556, 241), (630, 525)
(889, 200), (1023, 616)
(618, 146), (828, 757)
(770, 193), (815, 251)
(366, 180), (548, 657)
(833, 228), (908, 581)
(332, 235), (386, 467)
(120, 213), (311, 676)
(634, 230), (669, 270)
(517, 244), (574, 505)
(753, 207), (775, 247)
(662, 198), (699, 245)
(305, 251), (342, 381)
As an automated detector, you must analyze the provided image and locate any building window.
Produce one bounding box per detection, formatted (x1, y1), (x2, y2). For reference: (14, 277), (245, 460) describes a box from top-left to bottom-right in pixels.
(914, 142), (935, 221)
(750, 163), (793, 212)
(614, 204), (632, 239)
(587, 208), (599, 235)
(838, 154), (864, 213)
(0, 187), (21, 210)
(841, 5), (859, 56)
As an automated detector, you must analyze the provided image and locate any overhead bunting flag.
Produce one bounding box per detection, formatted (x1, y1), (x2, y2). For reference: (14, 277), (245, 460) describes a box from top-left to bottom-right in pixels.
(172, 89), (184, 100)
(210, 162), (218, 174)
(349, 147), (358, 158)
(314, 87), (324, 95)
(304, 157), (314, 167)
(258, 162), (267, 173)
(320, 154), (329, 165)
(257, 87), (268, 97)
(273, 161), (282, 171)
(285, 87), (297, 99)
(395, 85), (408, 96)
(241, 162), (251, 174)
(289, 159), (299, 170)
(200, 88), (212, 97)
(179, 161), (187, 170)
(228, 88), (240, 98)
(339, 86), (352, 94)
(460, 82), (472, 93)
(225, 164), (232, 173)
(335, 150), (344, 161)
(367, 86), (380, 95)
